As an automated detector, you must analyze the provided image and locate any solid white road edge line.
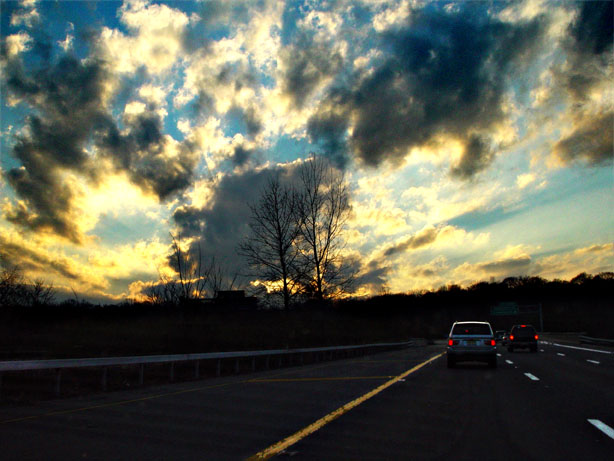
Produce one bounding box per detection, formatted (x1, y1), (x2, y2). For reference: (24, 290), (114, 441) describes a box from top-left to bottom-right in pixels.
(557, 353), (565, 356)
(587, 419), (614, 440)
(524, 373), (539, 381)
(551, 342), (613, 355)
(586, 360), (600, 365)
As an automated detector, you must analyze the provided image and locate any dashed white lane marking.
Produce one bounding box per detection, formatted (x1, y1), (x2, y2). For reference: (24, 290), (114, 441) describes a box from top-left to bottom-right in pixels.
(497, 353), (502, 357)
(557, 353), (566, 356)
(540, 349), (545, 352)
(524, 373), (540, 381)
(586, 360), (600, 365)
(505, 360), (514, 365)
(551, 342), (613, 355)
(588, 419), (614, 440)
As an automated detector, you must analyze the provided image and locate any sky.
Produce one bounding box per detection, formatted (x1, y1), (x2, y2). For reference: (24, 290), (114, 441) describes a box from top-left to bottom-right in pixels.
(0, 0), (612, 303)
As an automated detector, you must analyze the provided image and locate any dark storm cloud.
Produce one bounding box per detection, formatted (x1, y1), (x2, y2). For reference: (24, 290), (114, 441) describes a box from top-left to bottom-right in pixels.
(2, 53), (109, 242)
(570, 1), (613, 56)
(450, 134), (494, 180)
(96, 111), (198, 201)
(307, 106), (350, 169)
(554, 112), (613, 165)
(353, 260), (390, 292)
(383, 227), (442, 257)
(281, 32), (344, 109)
(2, 48), (199, 241)
(561, 1), (613, 102)
(552, 2), (613, 167)
(0, 234), (90, 285)
(230, 145), (258, 167)
(478, 256), (532, 275)
(310, 4), (545, 177)
(173, 167), (284, 276)
(172, 163), (310, 281)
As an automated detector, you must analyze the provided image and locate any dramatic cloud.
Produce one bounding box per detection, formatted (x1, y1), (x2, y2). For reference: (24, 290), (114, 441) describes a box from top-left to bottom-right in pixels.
(1, 53), (109, 242)
(173, 166), (285, 273)
(280, 32), (343, 109)
(2, 33), (199, 242)
(563, 0), (613, 102)
(554, 111), (613, 165)
(96, 108), (199, 200)
(1, 1), (611, 301)
(550, 1), (614, 166)
(309, 4), (546, 176)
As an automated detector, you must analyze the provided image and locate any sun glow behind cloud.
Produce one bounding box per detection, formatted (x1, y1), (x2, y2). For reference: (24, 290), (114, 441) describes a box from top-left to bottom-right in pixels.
(0, 0), (612, 302)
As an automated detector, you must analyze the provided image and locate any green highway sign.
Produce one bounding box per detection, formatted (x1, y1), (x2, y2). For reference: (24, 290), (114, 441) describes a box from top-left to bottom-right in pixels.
(490, 302), (519, 316)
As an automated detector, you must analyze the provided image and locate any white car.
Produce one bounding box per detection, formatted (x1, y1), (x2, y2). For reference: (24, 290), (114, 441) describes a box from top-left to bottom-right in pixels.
(447, 321), (497, 368)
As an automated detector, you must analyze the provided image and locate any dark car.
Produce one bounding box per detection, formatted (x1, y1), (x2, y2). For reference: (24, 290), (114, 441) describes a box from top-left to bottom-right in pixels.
(494, 330), (506, 343)
(447, 321), (497, 368)
(508, 324), (539, 352)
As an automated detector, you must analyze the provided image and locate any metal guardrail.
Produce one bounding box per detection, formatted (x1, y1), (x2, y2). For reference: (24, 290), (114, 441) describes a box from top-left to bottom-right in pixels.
(0, 340), (418, 398)
(579, 335), (614, 346)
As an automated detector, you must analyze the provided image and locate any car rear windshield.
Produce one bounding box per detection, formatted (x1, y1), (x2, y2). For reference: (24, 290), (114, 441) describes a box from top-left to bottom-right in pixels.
(511, 325), (536, 337)
(452, 323), (492, 336)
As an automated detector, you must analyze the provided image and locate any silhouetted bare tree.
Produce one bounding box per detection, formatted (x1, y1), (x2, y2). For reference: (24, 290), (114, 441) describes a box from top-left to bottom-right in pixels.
(238, 176), (302, 309)
(145, 234), (214, 306)
(0, 265), (55, 307)
(295, 155), (354, 300)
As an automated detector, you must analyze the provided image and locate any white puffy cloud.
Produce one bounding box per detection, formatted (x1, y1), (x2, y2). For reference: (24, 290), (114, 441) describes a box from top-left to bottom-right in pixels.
(97, 0), (191, 75)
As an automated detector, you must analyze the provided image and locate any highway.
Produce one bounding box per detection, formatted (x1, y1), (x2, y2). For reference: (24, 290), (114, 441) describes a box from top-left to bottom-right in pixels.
(1, 340), (612, 460)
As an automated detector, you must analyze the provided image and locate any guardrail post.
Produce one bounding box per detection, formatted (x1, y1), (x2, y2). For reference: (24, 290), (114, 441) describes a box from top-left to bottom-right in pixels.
(55, 369), (62, 397)
(0, 372), (3, 400)
(235, 359), (240, 374)
(251, 357), (256, 372)
(170, 362), (175, 382)
(139, 364), (144, 386)
(216, 359), (221, 377)
(194, 360), (200, 379)
(101, 367), (108, 391)
(299, 354), (303, 365)
(265, 356), (269, 370)
(277, 356), (282, 368)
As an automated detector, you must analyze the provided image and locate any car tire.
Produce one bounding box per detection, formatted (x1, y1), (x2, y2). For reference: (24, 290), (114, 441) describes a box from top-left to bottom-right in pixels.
(447, 356), (455, 368)
(508, 346), (514, 352)
(489, 357), (497, 368)
(531, 345), (537, 353)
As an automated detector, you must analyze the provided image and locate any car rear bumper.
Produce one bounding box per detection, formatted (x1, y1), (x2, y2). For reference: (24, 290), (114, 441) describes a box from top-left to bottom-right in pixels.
(509, 341), (537, 348)
(447, 347), (496, 362)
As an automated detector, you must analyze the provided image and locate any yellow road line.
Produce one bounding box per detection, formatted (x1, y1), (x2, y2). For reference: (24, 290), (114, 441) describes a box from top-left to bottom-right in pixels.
(247, 352), (444, 460)
(248, 376), (395, 383)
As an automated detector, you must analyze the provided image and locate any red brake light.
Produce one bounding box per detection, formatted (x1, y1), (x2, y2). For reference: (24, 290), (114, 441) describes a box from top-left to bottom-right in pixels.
(535, 335), (539, 340)
(490, 339), (496, 346)
(448, 339), (454, 346)
(521, 325), (526, 328)
(510, 335), (515, 341)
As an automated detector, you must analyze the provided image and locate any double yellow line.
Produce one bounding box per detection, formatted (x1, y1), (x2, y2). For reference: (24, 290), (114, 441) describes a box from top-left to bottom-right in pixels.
(247, 352), (444, 460)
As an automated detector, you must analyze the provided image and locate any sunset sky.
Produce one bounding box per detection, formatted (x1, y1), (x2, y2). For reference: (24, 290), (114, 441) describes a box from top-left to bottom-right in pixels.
(1, 0), (612, 303)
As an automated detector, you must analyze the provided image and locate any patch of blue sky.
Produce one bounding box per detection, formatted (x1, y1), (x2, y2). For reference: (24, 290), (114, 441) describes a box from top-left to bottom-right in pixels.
(280, 1), (303, 46)
(270, 134), (310, 164)
(91, 210), (167, 246)
(449, 165), (612, 233)
(453, 172), (613, 256)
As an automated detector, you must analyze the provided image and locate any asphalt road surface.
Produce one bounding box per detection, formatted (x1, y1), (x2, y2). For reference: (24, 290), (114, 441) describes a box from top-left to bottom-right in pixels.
(1, 341), (612, 460)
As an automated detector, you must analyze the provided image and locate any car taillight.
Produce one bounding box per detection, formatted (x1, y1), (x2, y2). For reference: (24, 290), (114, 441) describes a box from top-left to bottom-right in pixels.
(510, 335), (514, 341)
(448, 339), (459, 346)
(535, 335), (539, 340)
(490, 339), (496, 346)
(448, 339), (453, 346)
